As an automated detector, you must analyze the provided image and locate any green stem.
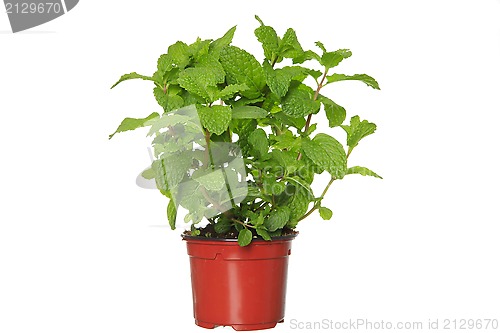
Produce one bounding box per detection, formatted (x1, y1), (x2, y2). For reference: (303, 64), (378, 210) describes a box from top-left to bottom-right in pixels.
(231, 217), (256, 229)
(297, 176), (335, 222)
(297, 68), (329, 161)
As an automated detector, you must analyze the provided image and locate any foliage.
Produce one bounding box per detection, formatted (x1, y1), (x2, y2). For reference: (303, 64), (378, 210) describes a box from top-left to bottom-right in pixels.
(110, 16), (381, 246)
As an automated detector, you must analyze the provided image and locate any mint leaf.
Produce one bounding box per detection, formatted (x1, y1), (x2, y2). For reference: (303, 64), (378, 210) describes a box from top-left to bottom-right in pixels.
(167, 200), (177, 230)
(154, 152), (192, 190)
(141, 167), (155, 180)
(319, 206), (333, 220)
(153, 87), (184, 111)
(327, 73), (380, 90)
(347, 166), (382, 179)
(292, 50), (321, 64)
(342, 116), (377, 154)
(278, 28), (304, 59)
(214, 218), (232, 234)
(110, 72), (153, 89)
(320, 49), (352, 69)
(285, 176), (314, 198)
(273, 112), (306, 130)
(167, 41), (191, 69)
(219, 46), (265, 99)
(255, 25), (279, 60)
(282, 83), (321, 117)
(210, 26), (237, 57)
(157, 54), (173, 73)
(194, 169), (226, 191)
(315, 41), (326, 53)
(263, 62), (306, 98)
(177, 69), (218, 101)
(217, 83), (249, 100)
(238, 228), (253, 246)
(188, 38), (211, 61)
(265, 206), (291, 232)
(177, 54), (225, 102)
(318, 95), (346, 127)
(285, 186), (312, 228)
(147, 113), (194, 136)
(256, 226), (271, 241)
(302, 133), (347, 179)
(197, 105), (232, 135)
(248, 128), (269, 158)
(109, 112), (159, 139)
(232, 106), (268, 119)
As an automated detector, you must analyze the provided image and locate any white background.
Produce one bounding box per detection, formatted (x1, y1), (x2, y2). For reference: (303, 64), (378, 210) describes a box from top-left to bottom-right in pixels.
(1, 0), (499, 332)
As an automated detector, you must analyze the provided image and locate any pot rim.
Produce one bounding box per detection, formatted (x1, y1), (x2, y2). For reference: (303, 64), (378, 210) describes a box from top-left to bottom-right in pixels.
(181, 232), (298, 242)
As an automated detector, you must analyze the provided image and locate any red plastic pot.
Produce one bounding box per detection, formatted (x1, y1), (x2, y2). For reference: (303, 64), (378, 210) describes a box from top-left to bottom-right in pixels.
(183, 235), (296, 331)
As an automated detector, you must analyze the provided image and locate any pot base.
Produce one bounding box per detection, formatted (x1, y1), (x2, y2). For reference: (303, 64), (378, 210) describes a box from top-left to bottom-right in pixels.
(195, 320), (282, 331)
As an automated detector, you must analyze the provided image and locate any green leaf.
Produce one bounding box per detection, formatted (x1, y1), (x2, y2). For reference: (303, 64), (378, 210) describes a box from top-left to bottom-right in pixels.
(263, 62), (306, 98)
(238, 228), (253, 247)
(194, 169), (226, 191)
(147, 113), (194, 136)
(265, 206), (291, 232)
(273, 112), (306, 130)
(210, 26), (237, 57)
(342, 116), (377, 153)
(284, 176), (314, 198)
(197, 105), (232, 135)
(255, 25), (279, 60)
(256, 227), (271, 241)
(346, 166), (382, 179)
(219, 46), (265, 99)
(110, 72), (153, 89)
(254, 15), (265, 26)
(153, 152), (192, 190)
(267, 180), (286, 195)
(278, 28), (304, 59)
(168, 41), (191, 69)
(321, 49), (352, 69)
(315, 41), (326, 53)
(217, 84), (249, 100)
(177, 55), (225, 102)
(188, 38), (211, 61)
(248, 128), (269, 158)
(285, 186), (313, 228)
(302, 133), (347, 179)
(177, 70), (217, 101)
(153, 87), (184, 111)
(327, 73), (380, 89)
(318, 95), (346, 127)
(305, 68), (322, 80)
(282, 83), (320, 117)
(157, 54), (173, 73)
(214, 218), (232, 234)
(141, 167), (155, 180)
(167, 200), (177, 230)
(271, 130), (302, 151)
(232, 106), (268, 119)
(292, 50), (321, 64)
(109, 112), (159, 139)
(319, 206), (333, 220)
(252, 213), (265, 227)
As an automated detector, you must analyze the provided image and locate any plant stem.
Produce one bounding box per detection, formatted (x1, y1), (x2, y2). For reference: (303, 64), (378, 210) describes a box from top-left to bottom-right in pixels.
(231, 217), (256, 229)
(297, 69), (329, 161)
(200, 182), (255, 229)
(297, 176), (335, 222)
(203, 129), (214, 169)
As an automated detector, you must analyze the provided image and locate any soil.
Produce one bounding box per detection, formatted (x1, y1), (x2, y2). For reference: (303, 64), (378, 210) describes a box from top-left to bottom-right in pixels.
(183, 223), (298, 240)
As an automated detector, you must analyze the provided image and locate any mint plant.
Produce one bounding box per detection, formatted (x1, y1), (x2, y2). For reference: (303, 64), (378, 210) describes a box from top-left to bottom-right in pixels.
(110, 16), (381, 246)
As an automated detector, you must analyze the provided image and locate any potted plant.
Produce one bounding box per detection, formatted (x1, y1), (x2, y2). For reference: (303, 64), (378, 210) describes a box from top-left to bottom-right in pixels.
(110, 16), (381, 331)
